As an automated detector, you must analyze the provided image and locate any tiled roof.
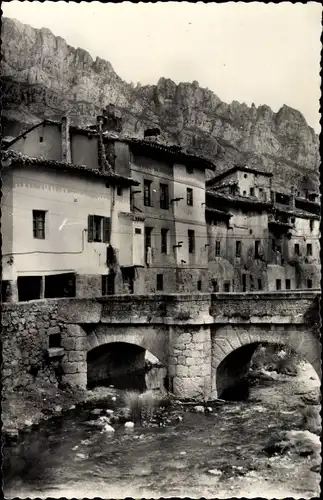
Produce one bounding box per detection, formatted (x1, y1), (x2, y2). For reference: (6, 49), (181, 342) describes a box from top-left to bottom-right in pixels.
(205, 207), (232, 218)
(103, 131), (216, 170)
(206, 164), (272, 185)
(206, 189), (273, 209)
(273, 202), (320, 220)
(1, 149), (139, 186)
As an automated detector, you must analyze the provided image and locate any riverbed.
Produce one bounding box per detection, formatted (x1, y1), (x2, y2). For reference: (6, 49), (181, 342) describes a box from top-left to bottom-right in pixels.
(3, 362), (321, 499)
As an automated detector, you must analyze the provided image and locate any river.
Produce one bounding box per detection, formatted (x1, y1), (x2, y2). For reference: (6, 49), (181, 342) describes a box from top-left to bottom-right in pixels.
(3, 362), (320, 499)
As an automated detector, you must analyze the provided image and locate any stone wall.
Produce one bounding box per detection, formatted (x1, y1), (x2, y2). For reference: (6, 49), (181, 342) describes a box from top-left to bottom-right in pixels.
(2, 300), (64, 392)
(210, 291), (317, 323)
(168, 325), (212, 399)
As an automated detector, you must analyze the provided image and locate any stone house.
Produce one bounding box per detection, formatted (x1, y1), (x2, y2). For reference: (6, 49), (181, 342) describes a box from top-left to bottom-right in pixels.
(205, 166), (320, 291)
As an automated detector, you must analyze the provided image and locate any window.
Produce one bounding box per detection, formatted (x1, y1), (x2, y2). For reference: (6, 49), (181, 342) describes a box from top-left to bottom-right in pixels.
(117, 186), (123, 196)
(45, 273), (75, 298)
(258, 279), (263, 290)
(255, 240), (261, 259)
(144, 179), (152, 206)
(307, 279), (313, 289)
(215, 240), (221, 256)
(212, 280), (219, 292)
(145, 226), (153, 252)
(307, 244), (312, 256)
(49, 333), (61, 348)
(243, 190), (247, 196)
(186, 165), (194, 175)
(310, 219), (314, 231)
(249, 187), (255, 196)
(242, 274), (247, 292)
(224, 282), (230, 292)
(188, 230), (195, 254)
(236, 240), (242, 258)
(88, 215), (110, 243)
(157, 274), (163, 291)
(244, 174), (248, 179)
(294, 243), (300, 256)
(187, 188), (193, 206)
(197, 280), (202, 291)
(135, 228), (142, 234)
(39, 136), (44, 143)
(18, 276), (42, 302)
(276, 279), (281, 291)
(161, 228), (168, 254)
(102, 274), (115, 295)
(285, 279), (291, 290)
(160, 184), (169, 210)
(33, 210), (46, 239)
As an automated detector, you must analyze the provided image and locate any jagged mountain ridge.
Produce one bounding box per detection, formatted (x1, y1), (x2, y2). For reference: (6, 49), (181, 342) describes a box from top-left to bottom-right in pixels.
(1, 17), (320, 191)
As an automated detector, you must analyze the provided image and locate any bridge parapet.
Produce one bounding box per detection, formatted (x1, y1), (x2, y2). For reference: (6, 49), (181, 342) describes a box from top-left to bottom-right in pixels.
(210, 290), (320, 324)
(57, 293), (214, 325)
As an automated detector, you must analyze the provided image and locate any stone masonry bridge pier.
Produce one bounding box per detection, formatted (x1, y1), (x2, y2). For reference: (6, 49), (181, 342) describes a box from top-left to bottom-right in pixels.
(2, 291), (320, 400)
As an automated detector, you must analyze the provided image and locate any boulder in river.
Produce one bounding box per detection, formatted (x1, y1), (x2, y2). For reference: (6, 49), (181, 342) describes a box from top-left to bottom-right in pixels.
(103, 423), (115, 433)
(125, 421), (135, 429)
(194, 405), (205, 413)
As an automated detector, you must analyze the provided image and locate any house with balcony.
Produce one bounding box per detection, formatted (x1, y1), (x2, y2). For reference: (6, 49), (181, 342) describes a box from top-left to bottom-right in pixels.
(99, 106), (216, 293)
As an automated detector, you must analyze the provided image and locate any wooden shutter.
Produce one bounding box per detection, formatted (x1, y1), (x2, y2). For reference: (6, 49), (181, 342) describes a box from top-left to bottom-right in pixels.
(103, 217), (111, 243)
(88, 215), (94, 242)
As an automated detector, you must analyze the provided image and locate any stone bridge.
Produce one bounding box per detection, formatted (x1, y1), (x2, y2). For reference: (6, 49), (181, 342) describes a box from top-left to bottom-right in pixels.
(53, 290), (321, 399)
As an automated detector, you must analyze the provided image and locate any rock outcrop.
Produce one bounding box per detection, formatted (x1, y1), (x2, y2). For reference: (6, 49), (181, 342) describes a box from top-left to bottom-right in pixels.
(1, 17), (320, 190)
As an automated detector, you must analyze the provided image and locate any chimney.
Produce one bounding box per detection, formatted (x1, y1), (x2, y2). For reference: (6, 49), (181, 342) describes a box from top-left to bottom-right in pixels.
(61, 116), (71, 163)
(96, 115), (105, 171)
(102, 104), (123, 133)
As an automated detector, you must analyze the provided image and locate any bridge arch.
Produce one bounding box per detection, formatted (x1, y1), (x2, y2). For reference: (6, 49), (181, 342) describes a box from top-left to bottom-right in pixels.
(85, 324), (169, 390)
(211, 324), (321, 399)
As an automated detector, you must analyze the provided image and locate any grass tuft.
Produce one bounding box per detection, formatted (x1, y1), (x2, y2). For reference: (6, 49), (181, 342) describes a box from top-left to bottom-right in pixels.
(122, 389), (167, 424)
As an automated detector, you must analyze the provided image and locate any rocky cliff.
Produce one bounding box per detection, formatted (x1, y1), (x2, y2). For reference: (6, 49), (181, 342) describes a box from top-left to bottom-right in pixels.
(1, 17), (320, 190)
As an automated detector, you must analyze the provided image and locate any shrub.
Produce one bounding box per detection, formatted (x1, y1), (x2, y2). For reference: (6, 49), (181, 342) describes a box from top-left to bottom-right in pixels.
(122, 390), (142, 422)
(250, 344), (299, 375)
(122, 389), (166, 424)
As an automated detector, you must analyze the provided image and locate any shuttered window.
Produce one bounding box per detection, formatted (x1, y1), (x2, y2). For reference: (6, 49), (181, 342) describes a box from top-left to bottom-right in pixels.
(88, 215), (111, 243)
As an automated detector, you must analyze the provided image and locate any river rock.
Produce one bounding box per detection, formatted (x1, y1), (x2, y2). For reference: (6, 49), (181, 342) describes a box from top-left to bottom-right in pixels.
(24, 419), (33, 427)
(105, 409), (114, 415)
(208, 468), (222, 476)
(194, 405), (205, 413)
(176, 416), (183, 422)
(125, 421), (134, 429)
(103, 423), (115, 433)
(91, 408), (102, 415)
(98, 416), (111, 425)
(76, 452), (88, 459)
(111, 396), (117, 401)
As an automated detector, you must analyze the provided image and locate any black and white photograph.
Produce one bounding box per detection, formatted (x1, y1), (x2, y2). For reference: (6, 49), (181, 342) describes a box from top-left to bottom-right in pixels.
(1, 1), (321, 498)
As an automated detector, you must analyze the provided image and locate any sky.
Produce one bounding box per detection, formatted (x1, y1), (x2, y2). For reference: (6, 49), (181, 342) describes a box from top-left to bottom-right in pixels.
(3, 1), (322, 132)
